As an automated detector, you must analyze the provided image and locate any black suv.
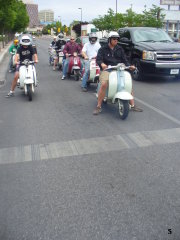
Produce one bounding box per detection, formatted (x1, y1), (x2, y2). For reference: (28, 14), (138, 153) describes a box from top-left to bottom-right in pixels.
(118, 27), (180, 81)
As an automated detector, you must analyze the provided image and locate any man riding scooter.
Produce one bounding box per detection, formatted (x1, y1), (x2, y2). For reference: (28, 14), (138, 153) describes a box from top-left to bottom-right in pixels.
(81, 32), (101, 92)
(8, 39), (19, 72)
(53, 33), (66, 70)
(93, 31), (143, 115)
(6, 35), (38, 98)
(61, 36), (82, 80)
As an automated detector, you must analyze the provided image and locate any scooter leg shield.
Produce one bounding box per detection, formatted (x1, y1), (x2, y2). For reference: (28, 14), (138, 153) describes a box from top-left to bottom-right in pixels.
(19, 66), (26, 88)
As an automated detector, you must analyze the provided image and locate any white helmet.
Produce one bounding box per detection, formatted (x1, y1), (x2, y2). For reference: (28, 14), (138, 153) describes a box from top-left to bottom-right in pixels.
(20, 35), (31, 46)
(108, 31), (119, 41)
(89, 32), (98, 44)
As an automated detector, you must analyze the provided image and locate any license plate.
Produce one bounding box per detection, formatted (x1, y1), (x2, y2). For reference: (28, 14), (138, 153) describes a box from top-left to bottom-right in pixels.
(170, 69), (179, 74)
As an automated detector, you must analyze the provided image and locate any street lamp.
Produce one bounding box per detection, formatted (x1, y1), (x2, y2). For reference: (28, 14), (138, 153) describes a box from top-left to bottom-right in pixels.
(78, 8), (82, 36)
(116, 0), (117, 24)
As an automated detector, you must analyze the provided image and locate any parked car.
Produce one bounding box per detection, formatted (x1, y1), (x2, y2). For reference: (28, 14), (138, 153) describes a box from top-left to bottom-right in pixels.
(99, 37), (108, 47)
(118, 27), (180, 81)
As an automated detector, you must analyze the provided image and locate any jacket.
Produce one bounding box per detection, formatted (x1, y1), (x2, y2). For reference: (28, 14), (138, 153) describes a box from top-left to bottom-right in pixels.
(63, 42), (81, 55)
(97, 43), (130, 70)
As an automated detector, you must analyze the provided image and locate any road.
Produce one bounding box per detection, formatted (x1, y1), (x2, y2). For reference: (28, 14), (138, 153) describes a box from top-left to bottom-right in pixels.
(0, 37), (180, 240)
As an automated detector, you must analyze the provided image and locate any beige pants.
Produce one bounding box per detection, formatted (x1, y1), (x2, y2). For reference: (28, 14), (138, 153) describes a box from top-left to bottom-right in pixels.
(99, 71), (109, 83)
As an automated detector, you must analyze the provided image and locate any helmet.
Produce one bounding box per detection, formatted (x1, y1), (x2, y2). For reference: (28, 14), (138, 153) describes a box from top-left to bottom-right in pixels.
(108, 31), (119, 41)
(20, 35), (31, 46)
(57, 33), (64, 40)
(89, 32), (97, 44)
(14, 39), (19, 45)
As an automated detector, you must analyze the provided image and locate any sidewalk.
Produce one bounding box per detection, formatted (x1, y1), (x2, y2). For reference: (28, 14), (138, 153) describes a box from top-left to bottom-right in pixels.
(0, 42), (11, 86)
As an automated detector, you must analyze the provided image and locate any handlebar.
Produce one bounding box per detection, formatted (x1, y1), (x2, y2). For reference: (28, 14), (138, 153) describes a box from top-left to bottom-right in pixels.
(104, 63), (136, 71)
(18, 60), (35, 65)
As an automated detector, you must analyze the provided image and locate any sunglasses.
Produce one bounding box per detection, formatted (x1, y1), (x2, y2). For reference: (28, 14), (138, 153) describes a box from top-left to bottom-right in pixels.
(112, 38), (118, 41)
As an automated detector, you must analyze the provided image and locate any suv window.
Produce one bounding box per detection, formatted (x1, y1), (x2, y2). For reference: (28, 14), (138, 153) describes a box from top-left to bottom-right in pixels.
(123, 30), (131, 40)
(133, 29), (173, 42)
(118, 29), (124, 38)
(119, 29), (131, 41)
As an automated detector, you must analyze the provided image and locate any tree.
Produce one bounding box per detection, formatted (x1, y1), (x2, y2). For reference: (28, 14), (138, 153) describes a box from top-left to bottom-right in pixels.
(0, 0), (29, 34)
(72, 21), (89, 36)
(91, 5), (165, 32)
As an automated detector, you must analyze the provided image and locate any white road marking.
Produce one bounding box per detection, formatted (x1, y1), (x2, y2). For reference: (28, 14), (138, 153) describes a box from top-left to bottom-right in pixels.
(135, 97), (180, 125)
(0, 127), (180, 165)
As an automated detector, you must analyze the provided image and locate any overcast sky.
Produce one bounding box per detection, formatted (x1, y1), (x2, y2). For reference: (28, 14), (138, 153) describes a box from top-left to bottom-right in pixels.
(33, 0), (177, 25)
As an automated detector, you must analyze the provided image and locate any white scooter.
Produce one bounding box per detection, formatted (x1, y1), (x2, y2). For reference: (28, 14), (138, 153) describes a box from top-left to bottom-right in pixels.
(97, 63), (133, 120)
(10, 49), (17, 72)
(86, 58), (100, 86)
(57, 48), (64, 70)
(18, 60), (37, 101)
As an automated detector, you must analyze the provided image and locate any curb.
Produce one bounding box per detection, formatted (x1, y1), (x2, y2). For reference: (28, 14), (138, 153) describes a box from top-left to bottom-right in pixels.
(0, 42), (12, 86)
(0, 43), (11, 64)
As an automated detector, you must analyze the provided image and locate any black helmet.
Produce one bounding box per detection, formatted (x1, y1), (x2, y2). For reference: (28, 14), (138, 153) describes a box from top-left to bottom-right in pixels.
(89, 32), (98, 44)
(57, 33), (64, 40)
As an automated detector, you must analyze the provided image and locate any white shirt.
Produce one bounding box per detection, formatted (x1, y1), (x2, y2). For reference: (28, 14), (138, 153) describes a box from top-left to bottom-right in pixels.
(82, 41), (101, 60)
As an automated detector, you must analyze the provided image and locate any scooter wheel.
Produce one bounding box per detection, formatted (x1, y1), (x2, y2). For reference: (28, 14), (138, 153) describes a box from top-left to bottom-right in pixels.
(118, 99), (129, 120)
(27, 84), (32, 101)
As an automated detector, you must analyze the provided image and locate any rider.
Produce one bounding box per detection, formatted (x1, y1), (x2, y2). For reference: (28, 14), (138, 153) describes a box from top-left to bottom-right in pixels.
(50, 36), (57, 47)
(8, 39), (19, 72)
(6, 35), (38, 97)
(61, 36), (82, 80)
(81, 32), (101, 92)
(53, 33), (66, 70)
(93, 31), (143, 115)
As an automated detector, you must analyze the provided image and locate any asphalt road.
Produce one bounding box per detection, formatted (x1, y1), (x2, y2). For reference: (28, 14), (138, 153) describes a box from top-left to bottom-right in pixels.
(0, 37), (180, 240)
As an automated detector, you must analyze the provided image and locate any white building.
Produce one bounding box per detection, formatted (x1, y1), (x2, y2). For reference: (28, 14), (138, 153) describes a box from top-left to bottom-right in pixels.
(38, 9), (54, 23)
(162, 10), (180, 37)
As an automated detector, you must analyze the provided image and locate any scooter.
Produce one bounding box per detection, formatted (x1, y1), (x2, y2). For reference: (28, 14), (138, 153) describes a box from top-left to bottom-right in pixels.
(67, 52), (82, 81)
(57, 48), (64, 70)
(48, 46), (56, 66)
(96, 63), (133, 120)
(19, 59), (37, 101)
(85, 58), (100, 86)
(10, 49), (17, 72)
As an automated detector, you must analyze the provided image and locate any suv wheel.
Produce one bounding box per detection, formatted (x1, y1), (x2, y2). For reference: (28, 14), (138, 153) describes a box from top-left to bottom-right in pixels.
(132, 58), (143, 81)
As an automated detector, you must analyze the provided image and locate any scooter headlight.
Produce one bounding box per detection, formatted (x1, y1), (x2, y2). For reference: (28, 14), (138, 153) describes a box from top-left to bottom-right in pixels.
(142, 50), (155, 61)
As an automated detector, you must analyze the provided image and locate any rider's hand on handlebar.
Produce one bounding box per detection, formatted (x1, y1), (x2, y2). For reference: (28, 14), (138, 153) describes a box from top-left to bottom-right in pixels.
(101, 63), (108, 70)
(129, 65), (136, 71)
(34, 60), (38, 63)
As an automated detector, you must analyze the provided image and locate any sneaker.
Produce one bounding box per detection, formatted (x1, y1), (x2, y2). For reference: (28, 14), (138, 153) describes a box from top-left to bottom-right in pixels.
(9, 70), (12, 73)
(82, 87), (87, 92)
(6, 91), (14, 98)
(130, 105), (143, 112)
(53, 67), (56, 71)
(93, 106), (102, 115)
(61, 75), (66, 80)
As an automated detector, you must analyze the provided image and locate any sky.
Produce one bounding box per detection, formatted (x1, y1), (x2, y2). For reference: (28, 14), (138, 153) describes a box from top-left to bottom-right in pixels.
(33, 0), (179, 26)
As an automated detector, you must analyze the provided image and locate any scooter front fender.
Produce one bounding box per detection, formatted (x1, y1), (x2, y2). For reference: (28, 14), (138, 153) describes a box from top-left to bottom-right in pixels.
(112, 91), (133, 103)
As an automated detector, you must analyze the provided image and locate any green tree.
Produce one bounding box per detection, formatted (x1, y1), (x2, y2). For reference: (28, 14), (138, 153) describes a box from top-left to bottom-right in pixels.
(91, 5), (165, 32)
(12, 0), (29, 32)
(142, 5), (165, 27)
(0, 0), (29, 33)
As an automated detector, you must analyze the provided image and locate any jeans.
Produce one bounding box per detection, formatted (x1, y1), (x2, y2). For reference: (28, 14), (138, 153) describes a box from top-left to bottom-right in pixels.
(62, 58), (69, 77)
(81, 60), (90, 88)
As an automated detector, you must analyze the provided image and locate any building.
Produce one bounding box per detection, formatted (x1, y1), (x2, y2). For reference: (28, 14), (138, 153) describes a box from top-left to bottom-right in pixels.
(162, 10), (180, 37)
(38, 10), (54, 24)
(22, 0), (39, 28)
(160, 0), (180, 38)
